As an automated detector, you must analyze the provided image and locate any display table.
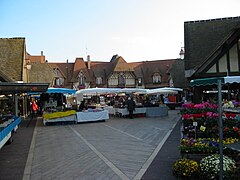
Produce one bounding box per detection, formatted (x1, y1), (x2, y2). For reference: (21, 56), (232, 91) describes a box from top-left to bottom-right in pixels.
(117, 107), (146, 117)
(43, 115), (77, 125)
(105, 106), (117, 116)
(145, 106), (168, 117)
(76, 110), (109, 123)
(0, 116), (21, 149)
(223, 108), (240, 113)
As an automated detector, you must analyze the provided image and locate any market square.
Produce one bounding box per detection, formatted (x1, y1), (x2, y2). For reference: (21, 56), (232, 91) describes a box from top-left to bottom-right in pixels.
(1, 1), (240, 179)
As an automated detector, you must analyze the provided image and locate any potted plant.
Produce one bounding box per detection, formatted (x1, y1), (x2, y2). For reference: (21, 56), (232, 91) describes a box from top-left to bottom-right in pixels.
(199, 154), (236, 179)
(172, 158), (199, 178)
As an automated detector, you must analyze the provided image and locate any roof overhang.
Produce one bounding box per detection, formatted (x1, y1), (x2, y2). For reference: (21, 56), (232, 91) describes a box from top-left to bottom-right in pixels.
(190, 76), (240, 87)
(0, 82), (49, 94)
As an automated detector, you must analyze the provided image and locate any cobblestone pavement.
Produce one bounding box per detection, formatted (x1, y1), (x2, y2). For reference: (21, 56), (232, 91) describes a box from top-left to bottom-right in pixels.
(0, 110), (180, 180)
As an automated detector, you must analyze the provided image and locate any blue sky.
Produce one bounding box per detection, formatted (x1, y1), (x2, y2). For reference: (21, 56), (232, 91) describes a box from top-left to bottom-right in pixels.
(1, 0), (240, 62)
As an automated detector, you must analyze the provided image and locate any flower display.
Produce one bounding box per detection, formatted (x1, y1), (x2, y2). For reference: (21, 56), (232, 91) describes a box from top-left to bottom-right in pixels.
(223, 100), (234, 108)
(176, 101), (239, 178)
(181, 102), (239, 135)
(200, 154), (236, 179)
(180, 137), (239, 154)
(172, 158), (199, 178)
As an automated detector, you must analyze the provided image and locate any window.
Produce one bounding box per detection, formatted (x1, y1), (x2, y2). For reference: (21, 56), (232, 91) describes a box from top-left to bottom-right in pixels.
(78, 72), (85, 85)
(153, 73), (161, 83)
(55, 78), (60, 86)
(169, 77), (174, 87)
(96, 77), (102, 85)
(118, 73), (125, 86)
(138, 78), (142, 86)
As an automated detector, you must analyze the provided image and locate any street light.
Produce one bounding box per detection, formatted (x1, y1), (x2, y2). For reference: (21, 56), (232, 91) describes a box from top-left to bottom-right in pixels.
(25, 63), (32, 83)
(179, 47), (185, 59)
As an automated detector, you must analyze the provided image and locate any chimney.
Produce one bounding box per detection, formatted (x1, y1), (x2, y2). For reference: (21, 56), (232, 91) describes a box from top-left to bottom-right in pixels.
(41, 51), (45, 63)
(87, 55), (91, 69)
(66, 59), (69, 84)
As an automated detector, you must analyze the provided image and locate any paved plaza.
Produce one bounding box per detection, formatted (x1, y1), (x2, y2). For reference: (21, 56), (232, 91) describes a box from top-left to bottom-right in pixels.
(0, 110), (181, 180)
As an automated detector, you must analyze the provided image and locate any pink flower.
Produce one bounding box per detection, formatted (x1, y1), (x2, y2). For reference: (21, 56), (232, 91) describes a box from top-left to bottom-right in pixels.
(213, 113), (219, 118)
(182, 103), (194, 109)
(193, 103), (205, 109)
(206, 112), (213, 117)
(182, 114), (192, 119)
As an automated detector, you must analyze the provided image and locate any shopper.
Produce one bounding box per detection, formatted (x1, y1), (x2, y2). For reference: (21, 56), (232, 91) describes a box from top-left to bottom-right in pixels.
(31, 99), (38, 118)
(125, 97), (136, 119)
(78, 100), (86, 111)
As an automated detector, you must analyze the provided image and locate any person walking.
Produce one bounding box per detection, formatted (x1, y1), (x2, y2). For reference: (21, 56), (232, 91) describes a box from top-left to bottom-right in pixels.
(31, 99), (38, 118)
(125, 97), (136, 119)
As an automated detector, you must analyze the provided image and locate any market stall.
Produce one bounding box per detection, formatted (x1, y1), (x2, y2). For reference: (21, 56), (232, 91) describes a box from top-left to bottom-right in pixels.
(0, 82), (49, 149)
(189, 76), (240, 179)
(0, 116), (21, 149)
(146, 87), (183, 110)
(76, 110), (109, 123)
(145, 106), (168, 117)
(116, 107), (146, 117)
(77, 87), (176, 118)
(41, 88), (77, 125)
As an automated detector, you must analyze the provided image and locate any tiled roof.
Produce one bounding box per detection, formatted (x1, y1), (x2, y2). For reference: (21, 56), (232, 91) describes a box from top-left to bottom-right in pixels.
(140, 59), (175, 84)
(46, 55), (184, 88)
(184, 16), (240, 70)
(29, 63), (55, 85)
(169, 59), (186, 88)
(0, 37), (25, 81)
(72, 58), (93, 82)
(110, 55), (133, 72)
(90, 61), (109, 77)
(48, 62), (74, 79)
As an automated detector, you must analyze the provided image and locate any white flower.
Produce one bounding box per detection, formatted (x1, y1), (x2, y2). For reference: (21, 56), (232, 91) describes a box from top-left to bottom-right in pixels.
(200, 154), (236, 179)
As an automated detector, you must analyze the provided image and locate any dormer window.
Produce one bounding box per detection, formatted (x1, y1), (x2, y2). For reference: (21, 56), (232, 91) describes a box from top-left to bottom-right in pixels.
(118, 72), (125, 86)
(96, 77), (102, 85)
(78, 72), (85, 85)
(153, 73), (161, 83)
(53, 68), (59, 75)
(138, 78), (142, 86)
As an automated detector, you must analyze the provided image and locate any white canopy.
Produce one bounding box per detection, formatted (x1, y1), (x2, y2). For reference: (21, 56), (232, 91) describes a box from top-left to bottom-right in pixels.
(146, 88), (178, 95)
(76, 87), (149, 95)
(76, 88), (120, 95)
(76, 87), (180, 96)
(118, 88), (148, 94)
(160, 87), (183, 92)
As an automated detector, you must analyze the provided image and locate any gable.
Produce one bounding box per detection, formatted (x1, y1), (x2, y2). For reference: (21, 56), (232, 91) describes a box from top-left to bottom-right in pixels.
(192, 27), (240, 78)
(111, 56), (132, 72)
(72, 58), (93, 82)
(184, 16), (240, 71)
(48, 62), (74, 85)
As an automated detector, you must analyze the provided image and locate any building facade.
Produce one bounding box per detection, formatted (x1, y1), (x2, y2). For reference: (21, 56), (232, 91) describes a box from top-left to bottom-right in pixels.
(47, 55), (185, 90)
(184, 16), (240, 102)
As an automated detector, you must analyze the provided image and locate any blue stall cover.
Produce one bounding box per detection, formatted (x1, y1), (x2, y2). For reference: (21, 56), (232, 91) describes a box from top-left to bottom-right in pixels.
(47, 88), (76, 94)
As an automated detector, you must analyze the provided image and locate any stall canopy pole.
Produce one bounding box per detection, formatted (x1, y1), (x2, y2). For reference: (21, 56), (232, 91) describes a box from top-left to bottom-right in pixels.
(217, 79), (223, 180)
(14, 94), (18, 116)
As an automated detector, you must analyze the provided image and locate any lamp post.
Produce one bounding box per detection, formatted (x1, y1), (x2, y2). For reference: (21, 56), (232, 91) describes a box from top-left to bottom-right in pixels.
(25, 64), (32, 83)
(179, 47), (185, 59)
